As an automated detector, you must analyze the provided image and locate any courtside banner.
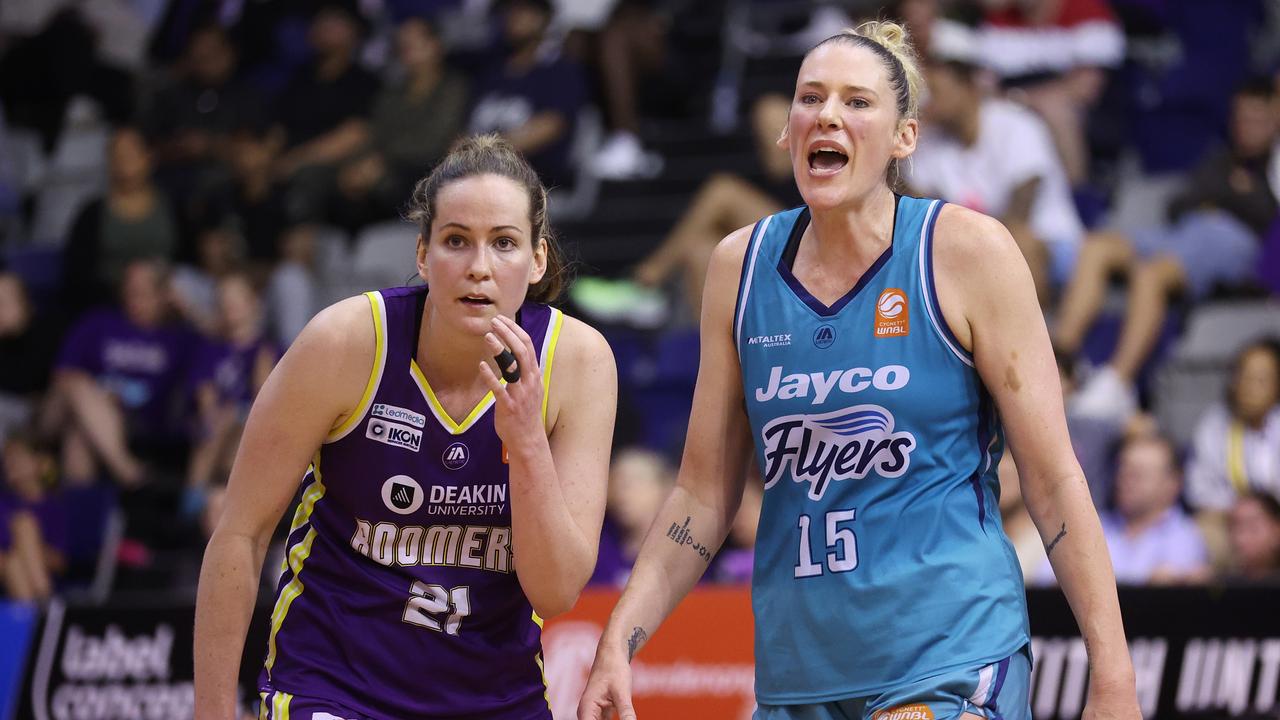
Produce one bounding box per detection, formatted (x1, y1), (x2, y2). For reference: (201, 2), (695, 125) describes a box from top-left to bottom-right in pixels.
(543, 586), (757, 719)
(17, 600), (269, 720)
(12, 587), (1279, 719)
(543, 586), (1280, 720)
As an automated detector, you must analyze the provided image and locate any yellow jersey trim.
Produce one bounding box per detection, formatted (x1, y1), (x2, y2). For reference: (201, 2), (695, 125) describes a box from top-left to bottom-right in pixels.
(327, 291), (388, 443)
(265, 455), (327, 675)
(410, 359), (500, 435)
(539, 308), (564, 426)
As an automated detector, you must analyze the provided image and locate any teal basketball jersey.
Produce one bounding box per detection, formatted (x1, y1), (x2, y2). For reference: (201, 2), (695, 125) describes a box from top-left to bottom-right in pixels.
(735, 196), (1029, 703)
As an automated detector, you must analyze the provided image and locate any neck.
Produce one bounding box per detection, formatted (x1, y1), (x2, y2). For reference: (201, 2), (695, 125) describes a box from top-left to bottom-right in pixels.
(317, 51), (351, 81)
(947, 104), (981, 146)
(1123, 506), (1169, 537)
(807, 185), (897, 265)
(110, 185), (155, 215)
(507, 42), (540, 72)
(228, 320), (259, 346)
(240, 173), (271, 200)
(416, 305), (491, 389)
(408, 65), (441, 95)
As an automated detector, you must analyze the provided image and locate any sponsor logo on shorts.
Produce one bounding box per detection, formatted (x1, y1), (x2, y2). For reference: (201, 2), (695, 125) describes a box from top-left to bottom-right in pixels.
(872, 704), (934, 720)
(372, 403), (426, 428)
(874, 288), (909, 338)
(381, 475), (424, 514)
(366, 418), (422, 452)
(442, 442), (469, 470)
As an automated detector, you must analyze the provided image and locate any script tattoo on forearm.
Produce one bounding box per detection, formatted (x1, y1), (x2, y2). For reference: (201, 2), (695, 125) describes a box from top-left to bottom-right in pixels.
(666, 516), (713, 563)
(627, 626), (647, 662)
(1045, 522), (1068, 556)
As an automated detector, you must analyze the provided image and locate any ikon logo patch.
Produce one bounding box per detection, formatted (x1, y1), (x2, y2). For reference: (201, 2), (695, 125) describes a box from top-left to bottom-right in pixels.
(366, 417), (422, 452)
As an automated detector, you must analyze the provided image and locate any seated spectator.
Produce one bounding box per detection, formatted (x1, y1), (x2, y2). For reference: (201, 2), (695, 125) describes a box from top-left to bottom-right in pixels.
(468, 0), (587, 191)
(0, 431), (68, 602)
(1185, 339), (1280, 567)
(41, 260), (193, 488)
(329, 16), (469, 232)
(0, 272), (63, 441)
(184, 273), (278, 512)
(62, 127), (179, 316)
(587, 0), (674, 180)
(1060, 79), (1280, 421)
(907, 39), (1085, 304)
(1224, 491), (1280, 583)
(1100, 434), (1210, 585)
(976, 0), (1124, 186)
(170, 223), (248, 336)
(200, 119), (292, 266)
(272, 0), (379, 221)
(622, 93), (795, 317)
(141, 23), (262, 226)
(591, 448), (673, 587)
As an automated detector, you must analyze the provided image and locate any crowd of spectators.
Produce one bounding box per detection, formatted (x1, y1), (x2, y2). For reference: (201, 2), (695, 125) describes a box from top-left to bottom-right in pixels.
(0, 0), (1278, 604)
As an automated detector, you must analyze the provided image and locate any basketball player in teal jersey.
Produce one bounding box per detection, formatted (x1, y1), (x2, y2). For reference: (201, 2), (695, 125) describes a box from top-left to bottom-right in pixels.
(579, 21), (1140, 720)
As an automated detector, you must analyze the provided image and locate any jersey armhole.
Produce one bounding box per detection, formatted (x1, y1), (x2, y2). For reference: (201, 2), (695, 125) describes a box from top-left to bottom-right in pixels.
(917, 201), (976, 368)
(733, 216), (772, 354)
(325, 291), (389, 442)
(539, 307), (565, 428)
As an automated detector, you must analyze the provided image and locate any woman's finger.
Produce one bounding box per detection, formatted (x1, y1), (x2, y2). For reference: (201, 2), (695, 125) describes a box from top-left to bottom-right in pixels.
(489, 317), (539, 377)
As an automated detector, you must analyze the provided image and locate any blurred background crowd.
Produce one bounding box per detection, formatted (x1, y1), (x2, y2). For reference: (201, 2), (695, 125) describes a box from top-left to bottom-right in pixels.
(0, 0), (1279, 606)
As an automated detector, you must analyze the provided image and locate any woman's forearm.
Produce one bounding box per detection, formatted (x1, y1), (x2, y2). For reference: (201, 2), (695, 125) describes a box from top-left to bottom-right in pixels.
(596, 482), (735, 662)
(1025, 472), (1135, 681)
(508, 440), (597, 618)
(193, 530), (269, 720)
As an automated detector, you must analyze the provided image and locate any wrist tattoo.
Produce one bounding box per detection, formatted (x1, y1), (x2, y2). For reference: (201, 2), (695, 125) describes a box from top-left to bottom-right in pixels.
(666, 516), (713, 563)
(1045, 522), (1068, 556)
(627, 626), (647, 661)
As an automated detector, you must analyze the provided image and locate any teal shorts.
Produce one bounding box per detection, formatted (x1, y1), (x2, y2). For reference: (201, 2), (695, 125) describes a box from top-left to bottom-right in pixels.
(754, 645), (1031, 720)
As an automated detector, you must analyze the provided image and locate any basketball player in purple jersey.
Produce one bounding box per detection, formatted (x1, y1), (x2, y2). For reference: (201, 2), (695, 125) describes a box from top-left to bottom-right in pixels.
(194, 135), (618, 720)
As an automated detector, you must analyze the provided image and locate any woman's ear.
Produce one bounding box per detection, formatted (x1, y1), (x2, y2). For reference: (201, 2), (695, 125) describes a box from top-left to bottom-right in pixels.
(415, 233), (429, 282)
(528, 237), (548, 286)
(892, 118), (919, 160)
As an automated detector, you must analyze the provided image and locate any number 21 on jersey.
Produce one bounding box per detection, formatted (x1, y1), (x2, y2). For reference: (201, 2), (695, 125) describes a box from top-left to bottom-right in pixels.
(403, 581), (472, 634)
(795, 509), (858, 578)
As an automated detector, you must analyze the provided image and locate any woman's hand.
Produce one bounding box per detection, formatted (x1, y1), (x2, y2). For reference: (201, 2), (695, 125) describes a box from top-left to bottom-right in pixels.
(479, 315), (546, 450)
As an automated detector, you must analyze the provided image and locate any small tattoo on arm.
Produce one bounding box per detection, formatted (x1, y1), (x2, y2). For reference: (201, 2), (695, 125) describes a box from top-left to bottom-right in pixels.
(666, 516), (714, 563)
(1045, 522), (1068, 556)
(627, 626), (647, 661)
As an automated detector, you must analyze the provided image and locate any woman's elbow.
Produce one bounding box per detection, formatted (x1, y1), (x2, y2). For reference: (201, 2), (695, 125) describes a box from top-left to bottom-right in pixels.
(529, 586), (582, 621)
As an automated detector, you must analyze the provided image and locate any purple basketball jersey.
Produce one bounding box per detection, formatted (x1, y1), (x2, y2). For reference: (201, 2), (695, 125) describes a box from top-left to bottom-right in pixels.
(258, 286), (563, 719)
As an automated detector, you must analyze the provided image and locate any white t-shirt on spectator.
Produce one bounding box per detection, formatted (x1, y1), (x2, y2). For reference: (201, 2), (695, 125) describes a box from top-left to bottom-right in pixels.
(1185, 405), (1280, 512)
(906, 99), (1085, 254)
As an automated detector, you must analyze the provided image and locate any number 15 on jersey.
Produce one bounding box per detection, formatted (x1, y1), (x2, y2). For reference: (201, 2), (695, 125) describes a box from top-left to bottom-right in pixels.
(795, 509), (858, 578)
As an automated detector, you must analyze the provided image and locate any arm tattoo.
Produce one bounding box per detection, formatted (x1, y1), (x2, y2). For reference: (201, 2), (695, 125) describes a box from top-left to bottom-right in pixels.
(627, 626), (647, 662)
(666, 516), (714, 563)
(1045, 522), (1068, 556)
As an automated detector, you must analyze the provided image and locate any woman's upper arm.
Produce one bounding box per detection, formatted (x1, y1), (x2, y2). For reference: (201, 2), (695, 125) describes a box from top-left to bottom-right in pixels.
(933, 206), (1079, 488)
(677, 225), (757, 510)
(546, 317), (618, 542)
(215, 296), (375, 544)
